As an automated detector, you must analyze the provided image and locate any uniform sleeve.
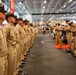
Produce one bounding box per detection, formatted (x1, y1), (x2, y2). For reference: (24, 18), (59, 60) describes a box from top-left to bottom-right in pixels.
(73, 25), (76, 32)
(3, 26), (10, 38)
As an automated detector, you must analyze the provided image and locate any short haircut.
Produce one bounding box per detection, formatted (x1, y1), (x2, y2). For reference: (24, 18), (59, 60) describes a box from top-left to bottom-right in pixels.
(66, 20), (70, 23)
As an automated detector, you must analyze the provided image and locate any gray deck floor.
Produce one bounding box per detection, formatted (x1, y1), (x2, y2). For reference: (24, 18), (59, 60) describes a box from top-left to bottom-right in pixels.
(21, 34), (76, 75)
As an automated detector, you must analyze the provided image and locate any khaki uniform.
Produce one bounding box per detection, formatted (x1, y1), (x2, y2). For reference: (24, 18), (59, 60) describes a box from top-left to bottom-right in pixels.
(23, 25), (29, 51)
(0, 26), (8, 75)
(30, 27), (35, 46)
(23, 25), (28, 52)
(16, 24), (26, 61)
(33, 27), (36, 40)
(70, 25), (76, 56)
(22, 26), (27, 56)
(66, 26), (72, 51)
(34, 27), (38, 38)
(25, 25), (31, 49)
(32, 27), (36, 41)
(13, 26), (20, 74)
(28, 27), (32, 48)
(4, 24), (17, 75)
(55, 25), (61, 44)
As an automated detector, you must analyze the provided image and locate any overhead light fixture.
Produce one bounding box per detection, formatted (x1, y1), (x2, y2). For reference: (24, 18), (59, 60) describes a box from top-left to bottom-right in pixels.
(43, 6), (45, 8)
(19, 2), (22, 4)
(69, 0), (72, 2)
(44, 0), (47, 3)
(26, 11), (28, 13)
(42, 10), (44, 12)
(63, 5), (66, 8)
(42, 10), (44, 13)
(0, 0), (2, 2)
(25, 11), (30, 14)
(57, 11), (58, 13)
(72, 11), (74, 12)
(23, 7), (25, 9)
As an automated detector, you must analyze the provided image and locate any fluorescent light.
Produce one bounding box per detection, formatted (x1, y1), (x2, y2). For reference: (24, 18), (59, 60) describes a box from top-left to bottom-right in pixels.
(19, 2), (22, 4)
(42, 10), (44, 12)
(44, 0), (47, 3)
(57, 11), (58, 13)
(43, 6), (45, 8)
(69, 0), (72, 2)
(63, 5), (66, 8)
(26, 11), (28, 13)
(23, 7), (25, 9)
(0, 0), (2, 2)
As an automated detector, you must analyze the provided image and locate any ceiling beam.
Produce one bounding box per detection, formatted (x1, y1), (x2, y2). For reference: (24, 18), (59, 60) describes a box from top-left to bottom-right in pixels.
(24, 0), (31, 14)
(62, 1), (76, 12)
(31, 12), (76, 15)
(46, 0), (52, 13)
(53, 0), (61, 12)
(33, 0), (37, 13)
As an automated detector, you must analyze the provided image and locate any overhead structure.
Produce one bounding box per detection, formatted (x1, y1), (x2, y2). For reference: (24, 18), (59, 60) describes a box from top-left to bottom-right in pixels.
(1, 0), (76, 21)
